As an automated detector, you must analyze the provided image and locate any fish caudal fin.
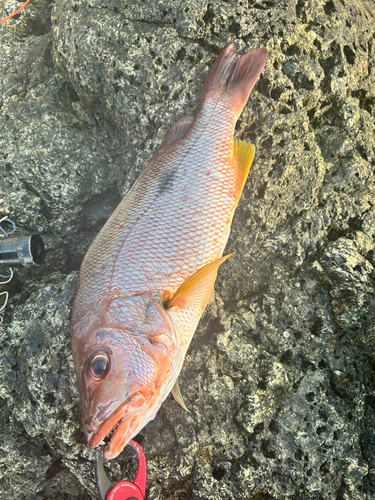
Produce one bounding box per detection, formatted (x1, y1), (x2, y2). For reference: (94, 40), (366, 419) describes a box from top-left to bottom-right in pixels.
(233, 140), (255, 202)
(167, 254), (234, 311)
(199, 43), (267, 118)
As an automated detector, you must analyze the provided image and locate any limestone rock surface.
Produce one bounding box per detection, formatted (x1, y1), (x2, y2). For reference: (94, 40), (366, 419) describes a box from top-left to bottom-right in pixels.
(1, 0), (375, 499)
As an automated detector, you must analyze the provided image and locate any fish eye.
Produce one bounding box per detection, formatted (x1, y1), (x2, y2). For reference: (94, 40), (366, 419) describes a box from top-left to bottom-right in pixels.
(87, 352), (110, 381)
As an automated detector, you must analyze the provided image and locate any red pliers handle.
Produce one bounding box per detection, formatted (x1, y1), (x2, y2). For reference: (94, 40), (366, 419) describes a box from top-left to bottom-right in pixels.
(95, 440), (146, 500)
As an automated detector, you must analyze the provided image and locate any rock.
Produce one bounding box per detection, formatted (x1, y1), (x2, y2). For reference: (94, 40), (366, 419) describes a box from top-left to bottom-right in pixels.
(1, 0), (375, 498)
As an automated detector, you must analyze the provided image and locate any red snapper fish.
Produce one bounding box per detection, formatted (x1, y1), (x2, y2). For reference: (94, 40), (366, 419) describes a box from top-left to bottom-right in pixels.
(71, 43), (267, 460)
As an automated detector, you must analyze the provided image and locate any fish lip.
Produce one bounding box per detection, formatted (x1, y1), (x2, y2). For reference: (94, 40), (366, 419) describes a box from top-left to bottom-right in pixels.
(88, 392), (141, 451)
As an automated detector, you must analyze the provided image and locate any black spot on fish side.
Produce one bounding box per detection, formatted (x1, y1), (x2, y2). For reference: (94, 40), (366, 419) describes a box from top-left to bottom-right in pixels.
(157, 169), (176, 194)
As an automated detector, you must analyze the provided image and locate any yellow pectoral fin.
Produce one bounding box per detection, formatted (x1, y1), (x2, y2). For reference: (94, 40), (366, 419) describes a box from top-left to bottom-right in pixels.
(171, 379), (190, 412)
(167, 254), (234, 311)
(233, 140), (255, 201)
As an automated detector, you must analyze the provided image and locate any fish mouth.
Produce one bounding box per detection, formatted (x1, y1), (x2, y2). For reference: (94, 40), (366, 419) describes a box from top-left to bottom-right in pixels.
(89, 392), (145, 459)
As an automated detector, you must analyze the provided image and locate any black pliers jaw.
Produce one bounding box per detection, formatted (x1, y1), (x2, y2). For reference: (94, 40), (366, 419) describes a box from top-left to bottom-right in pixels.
(95, 440), (146, 500)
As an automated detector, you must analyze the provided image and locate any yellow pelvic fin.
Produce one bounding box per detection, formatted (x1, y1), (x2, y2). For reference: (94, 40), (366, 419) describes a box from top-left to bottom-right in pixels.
(233, 140), (255, 200)
(171, 379), (190, 412)
(168, 254), (234, 311)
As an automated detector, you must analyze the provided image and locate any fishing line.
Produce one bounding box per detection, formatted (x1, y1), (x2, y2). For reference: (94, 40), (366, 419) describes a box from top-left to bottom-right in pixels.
(0, 83), (21, 104)
(0, 217), (15, 323)
(0, 0), (31, 25)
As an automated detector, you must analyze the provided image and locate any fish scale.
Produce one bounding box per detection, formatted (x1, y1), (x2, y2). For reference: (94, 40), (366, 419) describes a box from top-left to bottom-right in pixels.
(74, 157), (234, 323)
(71, 43), (267, 460)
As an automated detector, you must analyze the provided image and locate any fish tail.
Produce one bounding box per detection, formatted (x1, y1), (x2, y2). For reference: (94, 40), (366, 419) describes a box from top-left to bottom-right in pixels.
(198, 43), (267, 118)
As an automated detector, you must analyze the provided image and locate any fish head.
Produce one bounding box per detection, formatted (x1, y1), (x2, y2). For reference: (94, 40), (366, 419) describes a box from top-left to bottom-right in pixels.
(71, 294), (180, 459)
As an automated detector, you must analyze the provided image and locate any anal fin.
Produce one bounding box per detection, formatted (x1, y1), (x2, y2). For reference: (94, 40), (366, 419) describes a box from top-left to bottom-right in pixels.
(233, 140), (255, 201)
(171, 379), (190, 412)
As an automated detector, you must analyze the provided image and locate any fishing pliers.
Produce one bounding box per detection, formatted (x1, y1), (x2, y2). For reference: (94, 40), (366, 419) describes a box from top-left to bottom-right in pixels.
(95, 440), (146, 500)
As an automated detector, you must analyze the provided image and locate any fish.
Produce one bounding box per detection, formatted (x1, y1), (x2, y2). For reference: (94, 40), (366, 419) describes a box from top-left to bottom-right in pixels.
(71, 43), (268, 460)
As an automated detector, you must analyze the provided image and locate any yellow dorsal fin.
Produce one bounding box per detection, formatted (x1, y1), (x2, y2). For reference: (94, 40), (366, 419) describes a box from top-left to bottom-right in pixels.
(171, 379), (190, 412)
(167, 254), (234, 311)
(233, 140), (255, 200)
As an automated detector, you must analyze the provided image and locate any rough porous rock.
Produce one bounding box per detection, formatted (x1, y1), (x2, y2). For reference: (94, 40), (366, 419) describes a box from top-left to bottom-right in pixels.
(1, 0), (375, 498)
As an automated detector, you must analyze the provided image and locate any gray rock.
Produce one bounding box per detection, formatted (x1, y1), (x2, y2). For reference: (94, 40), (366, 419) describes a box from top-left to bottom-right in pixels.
(1, 0), (375, 498)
